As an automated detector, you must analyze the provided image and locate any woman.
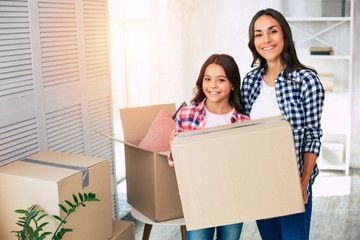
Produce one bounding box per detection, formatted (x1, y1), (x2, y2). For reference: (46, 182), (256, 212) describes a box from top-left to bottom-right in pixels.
(242, 8), (325, 240)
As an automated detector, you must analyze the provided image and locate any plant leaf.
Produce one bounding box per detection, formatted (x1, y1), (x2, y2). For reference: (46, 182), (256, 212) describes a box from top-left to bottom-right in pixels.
(37, 213), (48, 221)
(58, 204), (68, 214)
(78, 193), (84, 202)
(15, 209), (29, 214)
(87, 198), (100, 202)
(65, 200), (75, 209)
(30, 204), (37, 211)
(73, 194), (79, 205)
(68, 209), (75, 213)
(28, 211), (38, 221)
(40, 232), (52, 237)
(53, 215), (62, 222)
(39, 222), (49, 228)
(84, 193), (88, 200)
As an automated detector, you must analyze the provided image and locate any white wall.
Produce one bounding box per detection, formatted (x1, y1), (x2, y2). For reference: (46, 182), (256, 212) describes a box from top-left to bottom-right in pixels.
(109, 0), (359, 168)
(155, 0), (360, 168)
(350, 0), (360, 168)
(168, 0), (273, 104)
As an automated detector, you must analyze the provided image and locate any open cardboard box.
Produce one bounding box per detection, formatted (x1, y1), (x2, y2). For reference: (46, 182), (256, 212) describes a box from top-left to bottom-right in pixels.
(171, 116), (305, 231)
(103, 103), (183, 222)
(0, 150), (113, 240)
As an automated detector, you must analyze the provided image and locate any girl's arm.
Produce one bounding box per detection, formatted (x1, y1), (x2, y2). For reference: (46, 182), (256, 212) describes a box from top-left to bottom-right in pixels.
(168, 109), (184, 168)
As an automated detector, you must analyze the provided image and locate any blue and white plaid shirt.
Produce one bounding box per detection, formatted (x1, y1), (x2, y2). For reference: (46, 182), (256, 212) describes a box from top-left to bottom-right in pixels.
(241, 65), (325, 185)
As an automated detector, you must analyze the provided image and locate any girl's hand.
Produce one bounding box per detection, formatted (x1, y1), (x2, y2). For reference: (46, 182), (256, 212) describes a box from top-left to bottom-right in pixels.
(169, 129), (178, 147)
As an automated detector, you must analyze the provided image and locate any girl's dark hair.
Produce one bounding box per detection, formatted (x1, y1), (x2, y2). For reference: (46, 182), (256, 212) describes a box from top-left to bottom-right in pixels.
(191, 54), (246, 115)
(248, 8), (317, 78)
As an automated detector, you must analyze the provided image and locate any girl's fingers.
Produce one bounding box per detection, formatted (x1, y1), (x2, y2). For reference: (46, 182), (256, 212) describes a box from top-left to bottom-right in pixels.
(169, 130), (178, 145)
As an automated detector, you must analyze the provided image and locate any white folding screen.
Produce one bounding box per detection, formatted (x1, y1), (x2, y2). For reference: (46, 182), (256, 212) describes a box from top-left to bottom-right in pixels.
(0, 0), (118, 219)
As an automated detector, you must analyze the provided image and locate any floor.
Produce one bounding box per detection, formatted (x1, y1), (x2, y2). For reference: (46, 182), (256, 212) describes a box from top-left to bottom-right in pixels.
(118, 169), (360, 240)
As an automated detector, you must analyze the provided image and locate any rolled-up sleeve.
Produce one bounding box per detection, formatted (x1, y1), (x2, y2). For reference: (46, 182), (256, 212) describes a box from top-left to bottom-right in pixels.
(301, 72), (325, 156)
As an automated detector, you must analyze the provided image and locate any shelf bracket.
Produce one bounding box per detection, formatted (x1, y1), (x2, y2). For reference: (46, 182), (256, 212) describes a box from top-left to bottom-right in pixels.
(289, 21), (348, 55)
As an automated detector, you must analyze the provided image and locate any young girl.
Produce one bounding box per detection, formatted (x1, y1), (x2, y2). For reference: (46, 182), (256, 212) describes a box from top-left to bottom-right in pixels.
(242, 8), (325, 240)
(169, 54), (250, 240)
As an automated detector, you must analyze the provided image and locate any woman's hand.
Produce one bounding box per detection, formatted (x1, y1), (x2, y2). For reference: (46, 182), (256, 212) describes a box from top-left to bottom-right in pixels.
(301, 182), (309, 204)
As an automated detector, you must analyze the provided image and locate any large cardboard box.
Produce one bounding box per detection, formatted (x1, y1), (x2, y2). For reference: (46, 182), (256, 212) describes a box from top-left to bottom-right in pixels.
(119, 103), (183, 222)
(0, 150), (113, 240)
(171, 116), (305, 231)
(109, 220), (135, 240)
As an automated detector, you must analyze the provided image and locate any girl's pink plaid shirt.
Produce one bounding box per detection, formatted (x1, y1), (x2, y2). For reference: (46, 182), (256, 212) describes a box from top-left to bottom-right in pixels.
(168, 99), (250, 167)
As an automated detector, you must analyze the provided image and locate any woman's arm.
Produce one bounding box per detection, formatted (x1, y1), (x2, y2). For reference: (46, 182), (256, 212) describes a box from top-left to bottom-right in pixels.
(301, 152), (317, 203)
(301, 70), (325, 203)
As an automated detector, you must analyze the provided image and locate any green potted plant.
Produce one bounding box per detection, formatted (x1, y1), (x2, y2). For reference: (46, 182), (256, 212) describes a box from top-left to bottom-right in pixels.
(12, 192), (100, 240)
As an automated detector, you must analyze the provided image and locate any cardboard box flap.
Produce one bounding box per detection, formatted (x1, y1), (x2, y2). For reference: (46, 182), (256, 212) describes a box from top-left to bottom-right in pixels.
(23, 150), (107, 188)
(27, 150), (105, 168)
(96, 131), (143, 150)
(0, 160), (79, 183)
(97, 132), (171, 158)
(157, 151), (170, 157)
(176, 115), (286, 138)
(119, 103), (176, 142)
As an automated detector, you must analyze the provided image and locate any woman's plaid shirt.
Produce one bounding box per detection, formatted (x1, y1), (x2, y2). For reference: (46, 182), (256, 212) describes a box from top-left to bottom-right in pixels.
(241, 66), (325, 185)
(168, 99), (250, 167)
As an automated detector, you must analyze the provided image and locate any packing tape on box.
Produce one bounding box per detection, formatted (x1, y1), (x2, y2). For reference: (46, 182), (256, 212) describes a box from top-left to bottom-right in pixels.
(176, 117), (287, 138)
(21, 158), (89, 188)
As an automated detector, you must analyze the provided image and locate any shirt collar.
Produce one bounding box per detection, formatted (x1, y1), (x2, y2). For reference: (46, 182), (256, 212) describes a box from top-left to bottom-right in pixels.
(200, 98), (238, 121)
(197, 99), (206, 112)
(260, 64), (287, 82)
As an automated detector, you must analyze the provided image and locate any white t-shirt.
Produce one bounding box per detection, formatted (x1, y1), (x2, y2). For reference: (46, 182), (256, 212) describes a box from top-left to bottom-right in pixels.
(204, 107), (233, 128)
(250, 80), (282, 120)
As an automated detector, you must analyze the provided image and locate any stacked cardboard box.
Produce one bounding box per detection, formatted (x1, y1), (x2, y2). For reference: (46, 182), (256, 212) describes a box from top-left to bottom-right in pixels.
(0, 151), (113, 240)
(110, 220), (135, 240)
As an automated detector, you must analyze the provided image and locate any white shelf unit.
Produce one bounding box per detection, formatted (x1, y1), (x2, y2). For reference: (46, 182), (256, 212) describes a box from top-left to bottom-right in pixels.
(283, 0), (354, 175)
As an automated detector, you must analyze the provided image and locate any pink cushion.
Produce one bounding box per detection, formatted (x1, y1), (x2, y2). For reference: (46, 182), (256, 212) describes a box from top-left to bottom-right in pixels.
(138, 109), (176, 152)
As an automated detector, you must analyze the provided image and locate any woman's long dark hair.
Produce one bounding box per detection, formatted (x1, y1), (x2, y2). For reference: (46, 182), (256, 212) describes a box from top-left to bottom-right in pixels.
(191, 54), (246, 115)
(248, 8), (317, 78)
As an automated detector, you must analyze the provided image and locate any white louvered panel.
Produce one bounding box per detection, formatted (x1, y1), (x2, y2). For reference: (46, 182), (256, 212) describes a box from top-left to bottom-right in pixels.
(88, 95), (117, 219)
(88, 97), (112, 159)
(0, 1), (28, 7)
(0, 27), (29, 34)
(0, 118), (39, 166)
(0, 48), (31, 57)
(0, 1), (34, 101)
(46, 104), (85, 154)
(0, 58), (31, 67)
(83, 0), (109, 82)
(0, 2), (28, 13)
(0, 32), (29, 40)
(38, 0), (79, 88)
(38, 0), (75, 4)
